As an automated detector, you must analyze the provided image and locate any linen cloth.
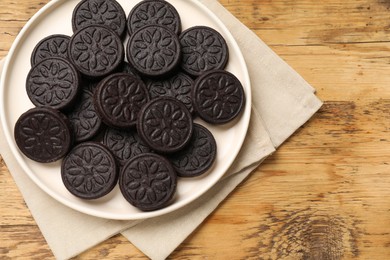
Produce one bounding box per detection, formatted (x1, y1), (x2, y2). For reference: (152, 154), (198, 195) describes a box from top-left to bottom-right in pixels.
(0, 0), (323, 259)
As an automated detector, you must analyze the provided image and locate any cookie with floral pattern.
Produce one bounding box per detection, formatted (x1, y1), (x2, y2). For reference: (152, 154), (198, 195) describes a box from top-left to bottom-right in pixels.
(126, 0), (181, 36)
(69, 24), (124, 78)
(168, 123), (216, 177)
(137, 97), (193, 154)
(72, 0), (127, 37)
(14, 107), (73, 163)
(179, 26), (228, 77)
(127, 25), (181, 78)
(61, 142), (118, 199)
(94, 73), (150, 129)
(193, 70), (245, 124)
(30, 34), (70, 66)
(26, 57), (81, 111)
(119, 153), (177, 211)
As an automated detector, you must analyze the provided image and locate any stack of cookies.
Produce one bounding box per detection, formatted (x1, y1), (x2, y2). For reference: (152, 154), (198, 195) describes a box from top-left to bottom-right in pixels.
(14, 0), (245, 212)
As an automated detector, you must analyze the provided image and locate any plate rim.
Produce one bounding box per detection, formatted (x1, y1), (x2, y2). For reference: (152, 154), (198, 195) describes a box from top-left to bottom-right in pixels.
(0, 0), (252, 220)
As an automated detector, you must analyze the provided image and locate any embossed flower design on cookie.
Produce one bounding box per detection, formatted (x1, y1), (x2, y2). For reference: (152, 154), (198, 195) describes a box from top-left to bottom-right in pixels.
(31, 34), (70, 66)
(14, 108), (73, 163)
(20, 114), (66, 155)
(105, 77), (147, 123)
(134, 27), (175, 69)
(61, 142), (118, 199)
(199, 76), (240, 117)
(69, 25), (123, 77)
(26, 58), (80, 110)
(31, 62), (72, 103)
(180, 26), (228, 76)
(127, 0), (181, 35)
(104, 79), (141, 120)
(145, 100), (190, 147)
(127, 25), (180, 77)
(95, 73), (149, 128)
(124, 159), (171, 201)
(75, 29), (116, 68)
(65, 148), (111, 192)
(72, 0), (126, 36)
(183, 33), (222, 68)
(137, 97), (193, 153)
(148, 106), (183, 146)
(193, 70), (245, 124)
(120, 154), (177, 211)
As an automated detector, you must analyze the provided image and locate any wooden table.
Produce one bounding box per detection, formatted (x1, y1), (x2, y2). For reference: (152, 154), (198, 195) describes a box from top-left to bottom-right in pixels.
(1, 0), (390, 259)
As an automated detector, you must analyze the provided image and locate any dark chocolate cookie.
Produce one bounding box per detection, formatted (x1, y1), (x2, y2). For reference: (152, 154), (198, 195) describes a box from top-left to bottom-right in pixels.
(103, 127), (152, 167)
(61, 142), (118, 200)
(168, 123), (216, 177)
(31, 34), (70, 66)
(119, 153), (177, 211)
(67, 82), (102, 143)
(94, 73), (150, 129)
(72, 0), (127, 37)
(145, 72), (194, 114)
(193, 70), (245, 124)
(26, 57), (81, 111)
(127, 25), (181, 78)
(126, 0), (181, 36)
(68, 24), (124, 78)
(179, 26), (229, 77)
(137, 97), (193, 154)
(14, 107), (73, 163)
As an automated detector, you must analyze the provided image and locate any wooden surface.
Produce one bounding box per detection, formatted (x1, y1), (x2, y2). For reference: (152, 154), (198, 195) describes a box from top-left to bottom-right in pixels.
(1, 0), (390, 259)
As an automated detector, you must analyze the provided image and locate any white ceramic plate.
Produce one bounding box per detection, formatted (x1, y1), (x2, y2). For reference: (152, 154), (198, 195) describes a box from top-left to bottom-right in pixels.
(0, 0), (251, 220)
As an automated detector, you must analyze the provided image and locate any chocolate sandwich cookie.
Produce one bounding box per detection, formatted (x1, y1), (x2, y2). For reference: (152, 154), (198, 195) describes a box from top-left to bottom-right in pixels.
(72, 0), (127, 37)
(168, 123), (216, 177)
(68, 25), (124, 78)
(103, 127), (152, 167)
(127, 25), (181, 78)
(94, 73), (150, 129)
(145, 72), (194, 114)
(26, 57), (81, 111)
(61, 142), (118, 200)
(179, 26), (229, 77)
(126, 0), (181, 36)
(67, 82), (102, 143)
(193, 70), (245, 124)
(14, 107), (73, 163)
(119, 153), (177, 211)
(31, 34), (70, 66)
(137, 97), (193, 154)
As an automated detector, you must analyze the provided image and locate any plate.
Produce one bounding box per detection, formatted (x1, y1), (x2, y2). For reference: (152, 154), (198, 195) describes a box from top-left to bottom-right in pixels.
(0, 0), (251, 220)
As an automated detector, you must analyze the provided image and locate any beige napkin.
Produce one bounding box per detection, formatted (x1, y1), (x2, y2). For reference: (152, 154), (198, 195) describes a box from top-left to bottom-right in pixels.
(0, 0), (323, 259)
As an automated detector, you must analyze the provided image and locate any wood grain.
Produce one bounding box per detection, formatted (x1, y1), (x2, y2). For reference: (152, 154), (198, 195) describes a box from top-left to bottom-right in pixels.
(2, 0), (390, 259)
